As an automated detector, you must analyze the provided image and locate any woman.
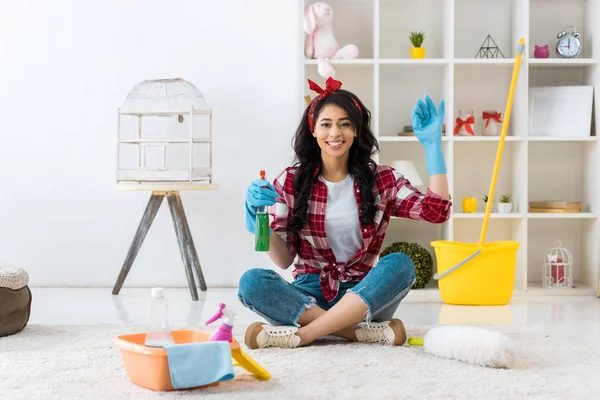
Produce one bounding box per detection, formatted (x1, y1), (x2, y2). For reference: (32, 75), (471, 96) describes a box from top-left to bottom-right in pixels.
(239, 77), (452, 349)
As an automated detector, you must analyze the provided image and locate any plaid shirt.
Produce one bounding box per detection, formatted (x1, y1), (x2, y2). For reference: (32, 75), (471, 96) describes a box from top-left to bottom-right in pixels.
(270, 164), (452, 302)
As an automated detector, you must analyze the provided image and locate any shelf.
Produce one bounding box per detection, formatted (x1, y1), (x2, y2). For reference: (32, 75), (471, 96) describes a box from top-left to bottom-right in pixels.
(452, 136), (524, 142)
(454, 58), (517, 66)
(525, 281), (597, 296)
(527, 212), (597, 219)
(528, 59), (599, 67)
(378, 136), (450, 142)
(303, 59), (375, 65)
(378, 59), (449, 65)
(300, 0), (600, 297)
(527, 136), (598, 142)
(119, 139), (211, 144)
(453, 212), (523, 219)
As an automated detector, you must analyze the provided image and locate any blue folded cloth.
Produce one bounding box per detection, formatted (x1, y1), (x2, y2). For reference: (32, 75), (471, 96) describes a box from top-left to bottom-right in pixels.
(164, 341), (234, 389)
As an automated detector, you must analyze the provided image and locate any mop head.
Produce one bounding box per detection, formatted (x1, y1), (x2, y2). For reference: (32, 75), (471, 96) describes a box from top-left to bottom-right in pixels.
(423, 325), (514, 368)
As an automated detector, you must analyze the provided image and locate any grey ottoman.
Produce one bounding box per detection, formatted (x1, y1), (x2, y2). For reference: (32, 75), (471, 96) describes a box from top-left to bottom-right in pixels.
(0, 265), (32, 337)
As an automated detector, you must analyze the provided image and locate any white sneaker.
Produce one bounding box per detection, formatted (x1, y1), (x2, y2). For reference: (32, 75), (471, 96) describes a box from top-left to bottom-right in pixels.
(244, 322), (302, 349)
(355, 318), (406, 346)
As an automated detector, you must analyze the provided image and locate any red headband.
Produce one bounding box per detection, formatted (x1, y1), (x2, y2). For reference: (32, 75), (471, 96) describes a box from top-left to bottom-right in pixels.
(307, 77), (362, 131)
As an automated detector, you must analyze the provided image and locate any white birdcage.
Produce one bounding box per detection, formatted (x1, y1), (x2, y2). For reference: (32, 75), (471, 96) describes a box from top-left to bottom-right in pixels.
(116, 78), (212, 186)
(542, 240), (573, 289)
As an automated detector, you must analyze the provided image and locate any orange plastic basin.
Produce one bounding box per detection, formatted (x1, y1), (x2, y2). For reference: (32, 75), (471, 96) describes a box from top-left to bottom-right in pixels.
(112, 330), (239, 392)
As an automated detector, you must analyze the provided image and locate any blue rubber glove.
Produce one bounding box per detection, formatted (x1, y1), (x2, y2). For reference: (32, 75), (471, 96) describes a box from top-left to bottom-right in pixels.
(411, 94), (447, 176)
(245, 179), (279, 234)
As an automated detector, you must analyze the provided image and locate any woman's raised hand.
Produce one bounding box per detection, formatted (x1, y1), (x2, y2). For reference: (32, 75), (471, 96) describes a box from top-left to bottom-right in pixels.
(411, 95), (447, 176)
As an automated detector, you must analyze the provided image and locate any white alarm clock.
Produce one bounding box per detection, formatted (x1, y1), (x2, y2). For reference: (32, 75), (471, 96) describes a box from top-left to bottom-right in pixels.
(556, 26), (582, 58)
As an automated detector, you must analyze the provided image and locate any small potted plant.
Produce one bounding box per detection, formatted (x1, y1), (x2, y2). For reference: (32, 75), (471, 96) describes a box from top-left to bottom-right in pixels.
(483, 194), (492, 211)
(409, 31), (425, 59)
(497, 193), (512, 213)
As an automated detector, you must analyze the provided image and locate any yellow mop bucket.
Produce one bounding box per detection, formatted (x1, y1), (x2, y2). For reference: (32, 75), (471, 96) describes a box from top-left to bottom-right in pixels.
(431, 240), (519, 305)
(431, 39), (525, 306)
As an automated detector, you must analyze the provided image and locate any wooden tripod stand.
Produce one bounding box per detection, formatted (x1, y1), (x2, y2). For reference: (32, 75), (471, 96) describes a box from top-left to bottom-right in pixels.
(112, 185), (216, 300)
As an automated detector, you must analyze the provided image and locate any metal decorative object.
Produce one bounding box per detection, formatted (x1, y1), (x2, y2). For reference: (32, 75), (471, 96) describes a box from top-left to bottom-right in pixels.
(475, 35), (505, 59)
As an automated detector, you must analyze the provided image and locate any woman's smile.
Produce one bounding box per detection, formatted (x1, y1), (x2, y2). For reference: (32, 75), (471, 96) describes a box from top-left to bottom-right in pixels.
(326, 139), (345, 150)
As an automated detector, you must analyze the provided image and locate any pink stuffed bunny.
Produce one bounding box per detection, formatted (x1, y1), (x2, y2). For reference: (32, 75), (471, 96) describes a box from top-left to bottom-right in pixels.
(304, 2), (359, 79)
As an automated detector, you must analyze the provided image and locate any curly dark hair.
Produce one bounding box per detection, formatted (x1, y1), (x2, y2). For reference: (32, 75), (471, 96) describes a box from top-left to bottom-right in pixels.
(288, 89), (380, 237)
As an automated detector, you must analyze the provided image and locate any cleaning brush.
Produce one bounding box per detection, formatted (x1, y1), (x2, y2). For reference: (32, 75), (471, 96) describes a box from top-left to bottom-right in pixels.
(408, 325), (515, 368)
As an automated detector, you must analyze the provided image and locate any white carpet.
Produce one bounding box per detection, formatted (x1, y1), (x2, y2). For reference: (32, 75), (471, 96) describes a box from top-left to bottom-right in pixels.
(1, 323), (599, 399)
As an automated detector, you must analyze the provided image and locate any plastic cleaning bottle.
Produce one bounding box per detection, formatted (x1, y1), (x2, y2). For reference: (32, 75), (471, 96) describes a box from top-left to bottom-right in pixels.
(144, 287), (176, 348)
(205, 303), (237, 342)
(255, 170), (270, 252)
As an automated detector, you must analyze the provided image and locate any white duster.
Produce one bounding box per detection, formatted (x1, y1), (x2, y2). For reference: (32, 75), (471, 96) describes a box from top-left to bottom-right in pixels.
(416, 325), (515, 368)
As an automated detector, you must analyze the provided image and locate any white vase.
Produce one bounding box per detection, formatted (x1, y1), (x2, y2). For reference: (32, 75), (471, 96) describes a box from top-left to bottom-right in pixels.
(482, 110), (502, 136)
(455, 109), (475, 136)
(497, 203), (512, 213)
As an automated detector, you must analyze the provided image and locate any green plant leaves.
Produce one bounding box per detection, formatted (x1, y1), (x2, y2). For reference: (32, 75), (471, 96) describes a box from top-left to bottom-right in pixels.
(380, 241), (433, 289)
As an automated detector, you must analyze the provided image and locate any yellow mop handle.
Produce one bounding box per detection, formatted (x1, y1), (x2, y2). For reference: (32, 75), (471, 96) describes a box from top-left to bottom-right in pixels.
(478, 38), (525, 248)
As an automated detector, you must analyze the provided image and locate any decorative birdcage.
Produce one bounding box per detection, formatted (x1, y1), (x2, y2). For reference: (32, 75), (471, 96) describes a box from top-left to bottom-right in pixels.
(116, 78), (212, 186)
(542, 241), (573, 289)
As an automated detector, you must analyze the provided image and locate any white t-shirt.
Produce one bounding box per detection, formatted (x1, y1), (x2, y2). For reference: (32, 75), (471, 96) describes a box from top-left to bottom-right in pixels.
(322, 175), (363, 263)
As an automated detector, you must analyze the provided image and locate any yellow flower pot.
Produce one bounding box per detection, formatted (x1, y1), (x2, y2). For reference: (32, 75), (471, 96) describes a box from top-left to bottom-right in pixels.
(411, 47), (425, 59)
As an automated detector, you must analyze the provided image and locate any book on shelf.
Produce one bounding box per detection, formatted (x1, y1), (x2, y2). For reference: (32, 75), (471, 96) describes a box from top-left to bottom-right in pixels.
(528, 200), (581, 213)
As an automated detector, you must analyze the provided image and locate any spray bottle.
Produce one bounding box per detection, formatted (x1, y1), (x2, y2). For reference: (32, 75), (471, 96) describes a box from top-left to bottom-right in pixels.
(254, 170), (270, 252)
(205, 302), (238, 342)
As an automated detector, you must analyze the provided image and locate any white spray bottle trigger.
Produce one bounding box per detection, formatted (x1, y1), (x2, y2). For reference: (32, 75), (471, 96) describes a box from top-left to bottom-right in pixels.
(221, 306), (237, 327)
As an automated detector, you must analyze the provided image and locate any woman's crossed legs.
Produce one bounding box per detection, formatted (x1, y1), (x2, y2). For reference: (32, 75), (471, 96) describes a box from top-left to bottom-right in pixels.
(237, 252), (416, 349)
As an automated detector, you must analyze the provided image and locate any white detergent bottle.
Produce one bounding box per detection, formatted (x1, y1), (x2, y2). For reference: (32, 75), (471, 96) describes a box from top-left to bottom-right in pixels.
(144, 287), (176, 347)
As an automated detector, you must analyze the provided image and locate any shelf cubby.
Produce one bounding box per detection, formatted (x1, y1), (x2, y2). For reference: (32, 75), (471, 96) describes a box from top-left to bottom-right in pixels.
(379, 64), (449, 137)
(453, 218), (527, 290)
(379, 140), (450, 184)
(304, 63), (375, 114)
(453, 63), (524, 137)
(379, 0), (448, 59)
(304, 0), (375, 59)
(527, 141), (598, 214)
(527, 218), (598, 294)
(381, 218), (446, 271)
(454, 0), (519, 59)
(453, 140), (525, 213)
(529, 0), (594, 60)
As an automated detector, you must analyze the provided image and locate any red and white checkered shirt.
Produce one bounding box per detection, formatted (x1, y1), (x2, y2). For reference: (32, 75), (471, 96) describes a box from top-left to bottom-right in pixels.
(270, 164), (452, 302)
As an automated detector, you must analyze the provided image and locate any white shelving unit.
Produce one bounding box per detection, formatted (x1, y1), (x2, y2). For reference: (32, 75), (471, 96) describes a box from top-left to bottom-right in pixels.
(301, 0), (599, 296)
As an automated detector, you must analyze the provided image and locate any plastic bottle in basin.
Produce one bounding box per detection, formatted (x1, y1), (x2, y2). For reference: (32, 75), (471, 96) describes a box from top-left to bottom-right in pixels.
(144, 287), (175, 347)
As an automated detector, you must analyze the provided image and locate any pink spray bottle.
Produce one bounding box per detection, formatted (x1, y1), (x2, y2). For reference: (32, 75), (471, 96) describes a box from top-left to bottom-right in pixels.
(205, 303), (237, 342)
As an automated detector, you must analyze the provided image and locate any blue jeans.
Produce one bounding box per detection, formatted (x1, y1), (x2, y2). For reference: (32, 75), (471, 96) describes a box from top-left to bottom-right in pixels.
(237, 252), (416, 327)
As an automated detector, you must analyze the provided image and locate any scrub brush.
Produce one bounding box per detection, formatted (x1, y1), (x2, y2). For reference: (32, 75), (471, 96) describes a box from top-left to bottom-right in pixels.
(408, 325), (515, 368)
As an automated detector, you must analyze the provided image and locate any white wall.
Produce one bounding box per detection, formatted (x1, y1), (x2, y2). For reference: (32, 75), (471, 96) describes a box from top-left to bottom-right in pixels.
(0, 0), (302, 287)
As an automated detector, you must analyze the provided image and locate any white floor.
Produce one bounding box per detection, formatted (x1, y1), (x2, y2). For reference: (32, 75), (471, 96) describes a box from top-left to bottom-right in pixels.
(28, 287), (600, 355)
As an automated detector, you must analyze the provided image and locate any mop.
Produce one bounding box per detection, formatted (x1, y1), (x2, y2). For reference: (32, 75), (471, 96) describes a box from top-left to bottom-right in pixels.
(405, 39), (525, 369)
(433, 38), (525, 281)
